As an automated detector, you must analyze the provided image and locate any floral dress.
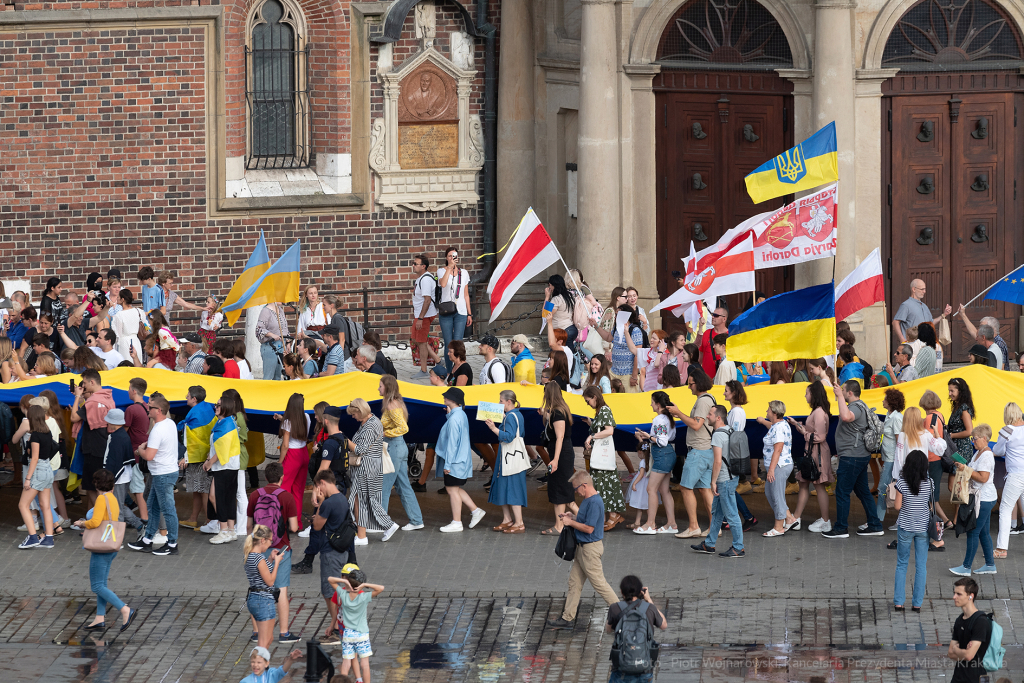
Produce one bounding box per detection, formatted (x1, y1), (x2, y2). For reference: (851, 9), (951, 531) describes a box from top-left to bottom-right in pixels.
(948, 404), (975, 462)
(589, 405), (625, 514)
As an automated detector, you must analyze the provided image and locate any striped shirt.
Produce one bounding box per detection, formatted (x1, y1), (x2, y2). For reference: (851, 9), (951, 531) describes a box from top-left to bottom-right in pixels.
(245, 552), (273, 595)
(184, 350), (207, 374)
(895, 477), (933, 534)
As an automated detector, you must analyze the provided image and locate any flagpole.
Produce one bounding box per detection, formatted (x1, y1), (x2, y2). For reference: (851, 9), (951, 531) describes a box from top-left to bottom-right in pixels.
(557, 254), (588, 304)
(883, 300), (890, 363)
(952, 263), (1024, 317)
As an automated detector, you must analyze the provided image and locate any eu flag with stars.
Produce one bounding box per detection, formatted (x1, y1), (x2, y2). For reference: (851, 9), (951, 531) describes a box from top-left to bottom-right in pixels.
(985, 264), (1024, 305)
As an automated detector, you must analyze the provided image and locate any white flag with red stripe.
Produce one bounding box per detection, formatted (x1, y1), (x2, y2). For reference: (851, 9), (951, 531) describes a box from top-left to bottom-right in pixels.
(651, 234), (756, 313)
(834, 247), (885, 322)
(487, 208), (562, 322)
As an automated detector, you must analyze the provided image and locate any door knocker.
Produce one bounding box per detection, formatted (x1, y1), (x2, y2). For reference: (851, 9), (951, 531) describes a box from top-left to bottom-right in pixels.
(917, 121), (934, 142)
(742, 124), (759, 142)
(693, 223), (709, 242)
(972, 224), (989, 242)
(971, 174), (989, 192)
(692, 173), (707, 191)
(916, 176), (935, 194)
(917, 227), (934, 245)
(971, 117), (989, 139)
(691, 122), (707, 140)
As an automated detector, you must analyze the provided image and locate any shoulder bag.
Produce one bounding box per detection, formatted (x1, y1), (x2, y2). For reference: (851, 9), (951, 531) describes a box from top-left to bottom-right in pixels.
(437, 269), (461, 316)
(501, 412), (530, 476)
(590, 434), (617, 471)
(82, 493), (127, 553)
(381, 439), (395, 475)
(327, 510), (358, 553)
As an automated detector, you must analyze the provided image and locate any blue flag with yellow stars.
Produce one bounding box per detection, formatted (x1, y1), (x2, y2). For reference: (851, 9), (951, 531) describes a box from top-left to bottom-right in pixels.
(985, 264), (1024, 305)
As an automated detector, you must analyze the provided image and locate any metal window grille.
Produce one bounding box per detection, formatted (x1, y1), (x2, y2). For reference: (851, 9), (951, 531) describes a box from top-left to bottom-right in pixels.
(245, 0), (311, 169)
(882, 0), (1023, 71)
(656, 0), (794, 70)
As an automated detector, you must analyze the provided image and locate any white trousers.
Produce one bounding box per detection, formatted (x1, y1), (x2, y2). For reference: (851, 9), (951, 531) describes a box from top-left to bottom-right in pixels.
(997, 471), (1024, 549)
(235, 470), (248, 535)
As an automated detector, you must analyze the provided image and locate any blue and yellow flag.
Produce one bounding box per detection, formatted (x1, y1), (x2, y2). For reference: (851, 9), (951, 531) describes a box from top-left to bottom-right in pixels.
(222, 231), (271, 327)
(745, 122), (838, 204)
(183, 401), (217, 463)
(726, 282), (836, 362)
(221, 240), (302, 318)
(211, 416), (241, 466)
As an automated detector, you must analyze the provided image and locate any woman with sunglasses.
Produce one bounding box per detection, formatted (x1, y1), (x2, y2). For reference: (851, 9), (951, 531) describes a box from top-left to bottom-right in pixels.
(437, 247), (472, 371)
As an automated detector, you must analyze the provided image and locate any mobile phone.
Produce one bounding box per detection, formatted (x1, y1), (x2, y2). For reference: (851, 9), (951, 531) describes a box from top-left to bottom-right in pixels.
(69, 379), (75, 392)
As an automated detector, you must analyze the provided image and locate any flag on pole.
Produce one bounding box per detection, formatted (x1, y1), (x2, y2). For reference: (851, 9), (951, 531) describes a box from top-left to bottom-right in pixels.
(221, 240), (302, 317)
(834, 248), (885, 322)
(221, 231), (271, 327)
(726, 282), (837, 362)
(487, 208), (561, 322)
(984, 264), (1024, 305)
(651, 234), (755, 313)
(744, 122), (839, 204)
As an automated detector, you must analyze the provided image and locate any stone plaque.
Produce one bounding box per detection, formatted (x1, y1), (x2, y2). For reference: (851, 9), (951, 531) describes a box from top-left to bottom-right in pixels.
(399, 123), (459, 169)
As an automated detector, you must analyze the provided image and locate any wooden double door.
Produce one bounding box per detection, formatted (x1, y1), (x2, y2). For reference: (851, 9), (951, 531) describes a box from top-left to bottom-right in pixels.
(655, 87), (793, 326)
(887, 91), (1021, 359)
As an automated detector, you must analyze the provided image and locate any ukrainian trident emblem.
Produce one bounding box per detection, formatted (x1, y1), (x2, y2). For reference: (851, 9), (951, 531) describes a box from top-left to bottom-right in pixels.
(774, 144), (807, 184)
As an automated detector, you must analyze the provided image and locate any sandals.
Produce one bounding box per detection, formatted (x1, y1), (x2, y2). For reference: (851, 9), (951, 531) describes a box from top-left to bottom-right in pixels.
(994, 549), (1008, 559)
(625, 523), (641, 530)
(540, 527), (561, 536)
(492, 522), (513, 532)
(503, 524), (525, 534)
(762, 528), (786, 537)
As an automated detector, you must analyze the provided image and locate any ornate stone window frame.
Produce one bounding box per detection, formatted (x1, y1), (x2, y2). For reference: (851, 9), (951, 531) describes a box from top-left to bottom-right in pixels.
(369, 46), (484, 212)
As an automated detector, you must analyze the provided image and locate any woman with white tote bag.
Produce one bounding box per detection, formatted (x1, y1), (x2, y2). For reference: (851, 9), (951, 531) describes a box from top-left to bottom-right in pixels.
(583, 385), (626, 531)
(484, 390), (529, 534)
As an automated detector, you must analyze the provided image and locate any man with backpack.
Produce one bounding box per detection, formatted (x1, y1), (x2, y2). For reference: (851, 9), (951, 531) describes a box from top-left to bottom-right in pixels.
(547, 471), (619, 630)
(690, 406), (744, 558)
(605, 575), (667, 683)
(310, 470), (355, 645)
(410, 253), (440, 379)
(246, 462), (299, 644)
(478, 335), (511, 385)
(293, 407), (348, 576)
(949, 577), (1002, 683)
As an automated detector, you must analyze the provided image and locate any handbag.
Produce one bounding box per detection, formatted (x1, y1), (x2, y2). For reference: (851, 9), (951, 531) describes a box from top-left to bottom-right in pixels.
(582, 326), (604, 357)
(82, 494), (127, 552)
(886, 481), (898, 508)
(590, 436), (617, 470)
(438, 269), (461, 316)
(794, 435), (821, 482)
(381, 441), (395, 475)
(500, 413), (530, 476)
(937, 316), (952, 346)
(554, 524), (577, 561)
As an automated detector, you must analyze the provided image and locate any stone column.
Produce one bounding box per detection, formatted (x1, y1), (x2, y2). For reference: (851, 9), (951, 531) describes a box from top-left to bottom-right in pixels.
(496, 0), (535, 247)
(576, 0), (621, 300)
(812, 0), (858, 284)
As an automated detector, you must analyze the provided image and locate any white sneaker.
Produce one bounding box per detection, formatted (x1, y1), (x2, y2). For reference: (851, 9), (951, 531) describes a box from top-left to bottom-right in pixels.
(440, 521), (464, 533)
(209, 531), (231, 545)
(818, 520), (832, 533)
(354, 536), (369, 546)
(298, 526), (311, 538)
(382, 523), (400, 542)
(199, 521), (220, 534)
(808, 518), (827, 533)
(402, 523), (424, 531)
(468, 508), (486, 529)
(153, 533), (169, 546)
(857, 523), (869, 532)
(889, 524), (899, 531)
(365, 528), (386, 534)
(229, 531), (238, 542)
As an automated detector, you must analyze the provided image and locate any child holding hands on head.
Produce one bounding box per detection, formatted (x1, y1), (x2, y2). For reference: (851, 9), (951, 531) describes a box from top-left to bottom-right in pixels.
(329, 564), (385, 683)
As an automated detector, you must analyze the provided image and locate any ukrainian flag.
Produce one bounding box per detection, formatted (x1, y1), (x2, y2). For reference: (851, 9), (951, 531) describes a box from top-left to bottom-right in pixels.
(183, 401), (217, 463)
(211, 416), (241, 465)
(221, 240), (302, 318)
(726, 282), (836, 362)
(744, 122), (839, 204)
(222, 231), (271, 327)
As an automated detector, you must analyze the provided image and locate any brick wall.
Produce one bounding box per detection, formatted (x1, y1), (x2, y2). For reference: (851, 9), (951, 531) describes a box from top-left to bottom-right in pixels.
(0, 0), (500, 342)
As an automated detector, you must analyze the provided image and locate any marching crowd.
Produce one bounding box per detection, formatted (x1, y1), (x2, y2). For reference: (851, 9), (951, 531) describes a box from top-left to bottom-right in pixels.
(0, 261), (1015, 683)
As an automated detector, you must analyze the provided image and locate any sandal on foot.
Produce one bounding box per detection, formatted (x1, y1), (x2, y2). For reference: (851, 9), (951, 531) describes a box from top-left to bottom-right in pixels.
(540, 527), (560, 536)
(994, 549), (1008, 559)
(492, 522), (513, 532)
(762, 528), (786, 537)
(503, 524), (526, 534)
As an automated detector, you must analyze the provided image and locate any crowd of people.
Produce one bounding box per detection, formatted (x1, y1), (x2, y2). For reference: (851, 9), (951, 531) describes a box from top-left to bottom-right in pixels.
(0, 261), (1016, 683)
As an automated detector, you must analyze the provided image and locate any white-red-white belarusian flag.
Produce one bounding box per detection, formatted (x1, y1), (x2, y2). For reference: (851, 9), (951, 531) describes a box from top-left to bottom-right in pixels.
(651, 234), (756, 313)
(487, 208), (561, 322)
(834, 247), (885, 322)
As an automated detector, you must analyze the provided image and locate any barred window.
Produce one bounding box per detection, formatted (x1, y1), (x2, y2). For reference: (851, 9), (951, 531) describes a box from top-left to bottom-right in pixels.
(246, 0), (311, 168)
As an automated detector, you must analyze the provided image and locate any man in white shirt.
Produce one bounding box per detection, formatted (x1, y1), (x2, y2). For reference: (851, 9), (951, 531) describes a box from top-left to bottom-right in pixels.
(90, 329), (125, 369)
(410, 254), (440, 379)
(711, 334), (736, 386)
(478, 335), (509, 385)
(127, 393), (181, 557)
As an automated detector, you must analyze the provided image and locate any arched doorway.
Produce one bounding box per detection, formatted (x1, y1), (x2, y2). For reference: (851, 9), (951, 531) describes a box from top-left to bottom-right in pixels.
(654, 0), (797, 326)
(882, 0), (1024, 359)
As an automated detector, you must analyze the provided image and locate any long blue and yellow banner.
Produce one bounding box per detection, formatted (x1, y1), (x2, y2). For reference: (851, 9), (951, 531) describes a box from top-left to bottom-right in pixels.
(745, 122), (838, 204)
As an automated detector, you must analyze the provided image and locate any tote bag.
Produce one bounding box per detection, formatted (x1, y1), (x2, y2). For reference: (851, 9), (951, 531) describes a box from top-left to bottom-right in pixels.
(590, 436), (617, 470)
(82, 494), (126, 553)
(500, 412), (530, 476)
(381, 440), (395, 475)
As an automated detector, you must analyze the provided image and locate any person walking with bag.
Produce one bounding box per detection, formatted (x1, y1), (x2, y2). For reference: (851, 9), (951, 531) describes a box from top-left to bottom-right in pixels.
(582, 386), (626, 531)
(540, 382), (578, 535)
(605, 575), (668, 683)
(634, 392), (679, 536)
(787, 382), (834, 533)
(994, 402), (1024, 559)
(16, 404), (56, 549)
(77, 468), (137, 632)
(435, 387), (486, 533)
(484, 390), (528, 534)
(243, 524), (284, 649)
(950, 424), (998, 577)
(377, 376), (424, 532)
(893, 449), (934, 611)
(345, 398), (400, 545)
(756, 401), (798, 537)
(547, 471), (619, 630)
(691, 405), (745, 558)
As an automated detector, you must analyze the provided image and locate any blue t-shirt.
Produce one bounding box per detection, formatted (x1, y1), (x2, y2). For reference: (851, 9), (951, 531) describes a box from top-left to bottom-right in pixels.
(317, 491), (350, 537)
(323, 343), (344, 371)
(574, 494), (605, 543)
(239, 666), (287, 683)
(141, 284), (164, 314)
(7, 321), (30, 350)
(302, 358), (318, 377)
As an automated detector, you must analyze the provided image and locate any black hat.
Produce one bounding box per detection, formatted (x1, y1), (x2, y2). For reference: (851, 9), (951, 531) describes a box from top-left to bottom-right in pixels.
(181, 332), (203, 344)
(671, 270), (682, 279)
(322, 325), (340, 338)
(968, 344), (991, 360)
(479, 334), (500, 350)
(324, 406), (343, 420)
(442, 387), (465, 405)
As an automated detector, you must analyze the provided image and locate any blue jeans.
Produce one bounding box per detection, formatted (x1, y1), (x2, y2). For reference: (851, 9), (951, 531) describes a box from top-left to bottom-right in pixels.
(894, 528), (928, 607)
(305, 526), (325, 559)
(563, 325), (578, 345)
(381, 437), (423, 526)
(735, 492), (753, 521)
(875, 459), (894, 524)
(706, 477), (743, 550)
(834, 456), (881, 534)
(964, 499), (996, 568)
(609, 670), (653, 683)
(261, 340), (283, 381)
(90, 551), (124, 616)
(438, 313), (467, 371)
(145, 471), (179, 544)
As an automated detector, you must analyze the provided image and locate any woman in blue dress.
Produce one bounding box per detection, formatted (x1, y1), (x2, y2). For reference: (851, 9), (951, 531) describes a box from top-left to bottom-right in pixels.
(484, 389), (528, 534)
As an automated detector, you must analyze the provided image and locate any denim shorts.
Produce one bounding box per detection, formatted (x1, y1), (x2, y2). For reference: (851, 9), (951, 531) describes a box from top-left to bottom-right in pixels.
(650, 444), (676, 474)
(681, 448), (713, 490)
(273, 548), (291, 588)
(28, 463), (54, 492)
(247, 591), (276, 622)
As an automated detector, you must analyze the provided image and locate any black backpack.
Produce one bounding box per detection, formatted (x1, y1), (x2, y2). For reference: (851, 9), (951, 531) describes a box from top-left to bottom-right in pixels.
(713, 426), (751, 477)
(554, 525), (577, 561)
(610, 601), (657, 675)
(0, 402), (14, 450)
(487, 358), (512, 384)
(338, 315), (364, 360)
(629, 324), (649, 349)
(308, 433), (350, 491)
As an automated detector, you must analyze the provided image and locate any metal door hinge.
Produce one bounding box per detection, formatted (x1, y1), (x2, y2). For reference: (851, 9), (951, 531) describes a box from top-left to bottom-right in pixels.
(888, 184), (892, 206)
(888, 257), (892, 280)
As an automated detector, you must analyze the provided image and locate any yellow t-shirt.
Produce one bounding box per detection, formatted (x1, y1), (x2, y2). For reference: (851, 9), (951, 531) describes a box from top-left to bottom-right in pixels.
(381, 408), (409, 438)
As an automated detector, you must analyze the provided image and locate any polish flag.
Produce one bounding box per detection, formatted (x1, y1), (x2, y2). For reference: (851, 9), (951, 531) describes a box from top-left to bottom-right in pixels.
(834, 248), (885, 322)
(651, 234), (755, 313)
(487, 208), (562, 322)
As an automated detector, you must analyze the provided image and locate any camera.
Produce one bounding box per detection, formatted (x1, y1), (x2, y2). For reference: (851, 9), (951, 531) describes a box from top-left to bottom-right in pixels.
(90, 290), (107, 307)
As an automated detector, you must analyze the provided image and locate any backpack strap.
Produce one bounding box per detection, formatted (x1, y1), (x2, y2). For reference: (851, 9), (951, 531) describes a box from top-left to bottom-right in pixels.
(257, 487), (267, 497)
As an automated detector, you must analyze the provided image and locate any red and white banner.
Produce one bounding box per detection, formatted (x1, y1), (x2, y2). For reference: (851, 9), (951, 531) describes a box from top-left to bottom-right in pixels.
(684, 183), (839, 273)
(487, 208), (561, 322)
(834, 247), (884, 322)
(652, 234), (755, 313)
